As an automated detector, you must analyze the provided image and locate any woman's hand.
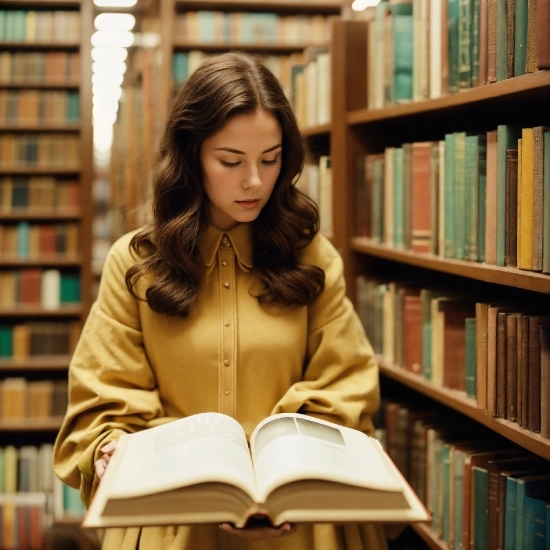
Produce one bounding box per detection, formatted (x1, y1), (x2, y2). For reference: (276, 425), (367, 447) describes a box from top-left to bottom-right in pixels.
(95, 439), (118, 480)
(219, 521), (296, 540)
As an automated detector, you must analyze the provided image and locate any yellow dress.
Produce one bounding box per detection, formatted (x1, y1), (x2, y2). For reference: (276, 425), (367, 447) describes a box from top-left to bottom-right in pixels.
(53, 223), (389, 550)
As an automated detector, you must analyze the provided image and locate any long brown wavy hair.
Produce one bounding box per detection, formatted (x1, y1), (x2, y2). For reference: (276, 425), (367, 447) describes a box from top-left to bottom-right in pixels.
(126, 51), (325, 317)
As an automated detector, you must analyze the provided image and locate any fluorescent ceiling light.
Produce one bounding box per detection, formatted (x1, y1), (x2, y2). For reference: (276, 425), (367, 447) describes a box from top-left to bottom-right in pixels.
(91, 30), (134, 48)
(95, 13), (136, 31)
(94, 0), (137, 7)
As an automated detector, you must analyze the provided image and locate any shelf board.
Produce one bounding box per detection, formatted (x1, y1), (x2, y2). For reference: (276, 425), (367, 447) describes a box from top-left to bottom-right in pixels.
(0, 123), (81, 132)
(0, 165), (81, 175)
(0, 41), (80, 51)
(379, 361), (550, 461)
(0, 209), (81, 221)
(0, 355), (71, 371)
(347, 71), (550, 125)
(0, 82), (80, 90)
(0, 417), (63, 432)
(0, 255), (81, 267)
(0, 0), (80, 7)
(0, 305), (82, 317)
(174, 0), (342, 14)
(412, 523), (447, 550)
(302, 122), (331, 136)
(352, 238), (550, 293)
(172, 40), (328, 53)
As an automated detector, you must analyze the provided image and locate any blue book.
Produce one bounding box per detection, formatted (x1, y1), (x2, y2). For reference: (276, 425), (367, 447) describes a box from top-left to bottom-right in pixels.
(516, 475), (550, 550)
(523, 496), (548, 550)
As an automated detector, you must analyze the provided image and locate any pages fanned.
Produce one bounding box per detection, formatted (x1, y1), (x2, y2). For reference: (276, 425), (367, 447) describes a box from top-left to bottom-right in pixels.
(83, 412), (430, 529)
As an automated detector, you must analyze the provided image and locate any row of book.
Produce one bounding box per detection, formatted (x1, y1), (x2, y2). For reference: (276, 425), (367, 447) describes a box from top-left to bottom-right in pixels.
(0, 52), (80, 85)
(0, 443), (84, 549)
(0, 269), (81, 309)
(355, 125), (550, 273)
(366, 0), (549, 109)
(0, 321), (79, 359)
(174, 11), (331, 45)
(0, 134), (80, 168)
(0, 177), (79, 212)
(296, 156), (333, 235)
(0, 10), (80, 43)
(0, 222), (79, 259)
(290, 47), (331, 129)
(0, 90), (80, 125)
(0, 377), (68, 420)
(356, 276), (550, 437)
(377, 400), (550, 550)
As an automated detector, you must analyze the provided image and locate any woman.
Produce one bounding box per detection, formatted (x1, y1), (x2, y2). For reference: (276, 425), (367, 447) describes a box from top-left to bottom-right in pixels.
(54, 51), (388, 550)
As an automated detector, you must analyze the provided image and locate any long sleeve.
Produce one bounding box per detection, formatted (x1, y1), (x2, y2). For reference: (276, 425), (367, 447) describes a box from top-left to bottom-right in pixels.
(271, 235), (380, 434)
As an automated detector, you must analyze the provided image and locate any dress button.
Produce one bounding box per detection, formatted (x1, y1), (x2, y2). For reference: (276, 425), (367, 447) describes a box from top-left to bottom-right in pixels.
(224, 359), (230, 366)
(222, 261), (227, 266)
(224, 321), (230, 327)
(222, 237), (230, 248)
(224, 282), (230, 288)
(224, 390), (230, 395)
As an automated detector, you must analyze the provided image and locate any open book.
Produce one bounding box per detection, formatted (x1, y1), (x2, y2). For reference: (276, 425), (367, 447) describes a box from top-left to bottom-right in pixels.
(83, 412), (430, 529)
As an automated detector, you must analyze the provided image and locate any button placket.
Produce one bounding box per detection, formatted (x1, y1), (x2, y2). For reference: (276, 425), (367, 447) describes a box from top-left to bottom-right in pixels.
(219, 237), (236, 415)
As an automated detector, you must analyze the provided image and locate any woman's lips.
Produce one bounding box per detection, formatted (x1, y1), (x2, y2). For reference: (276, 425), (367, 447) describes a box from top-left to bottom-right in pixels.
(236, 199), (260, 209)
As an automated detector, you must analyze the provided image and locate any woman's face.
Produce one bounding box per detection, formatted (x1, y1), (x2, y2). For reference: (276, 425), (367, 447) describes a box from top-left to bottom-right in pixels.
(199, 109), (283, 231)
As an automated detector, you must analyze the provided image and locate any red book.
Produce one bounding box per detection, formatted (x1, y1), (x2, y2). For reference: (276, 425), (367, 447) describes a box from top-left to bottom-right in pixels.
(403, 294), (422, 374)
(19, 268), (41, 305)
(411, 142), (435, 253)
(537, 0), (550, 68)
(39, 225), (56, 255)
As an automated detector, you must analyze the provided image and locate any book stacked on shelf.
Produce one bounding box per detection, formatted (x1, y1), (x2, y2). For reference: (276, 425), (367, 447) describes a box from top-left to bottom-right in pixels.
(0, 134), (80, 168)
(375, 400), (550, 550)
(0, 177), (79, 212)
(354, 126), (550, 273)
(0, 10), (80, 43)
(366, 0), (550, 108)
(0, 222), (79, 259)
(0, 321), (79, 359)
(174, 12), (331, 45)
(0, 52), (81, 86)
(0, 90), (80, 125)
(356, 276), (550, 438)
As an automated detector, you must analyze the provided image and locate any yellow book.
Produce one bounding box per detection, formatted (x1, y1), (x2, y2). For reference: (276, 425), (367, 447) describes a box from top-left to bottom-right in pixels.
(518, 128), (534, 270)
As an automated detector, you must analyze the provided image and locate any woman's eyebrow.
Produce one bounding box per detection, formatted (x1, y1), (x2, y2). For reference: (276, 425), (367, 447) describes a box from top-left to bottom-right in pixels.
(214, 144), (282, 155)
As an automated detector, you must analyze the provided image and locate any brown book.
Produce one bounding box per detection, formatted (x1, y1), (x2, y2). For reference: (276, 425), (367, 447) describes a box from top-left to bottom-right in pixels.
(540, 325), (550, 437)
(19, 268), (41, 305)
(26, 380), (54, 418)
(538, 0), (550, 67)
(532, 126), (550, 271)
(484, 130), (498, 264)
(475, 302), (490, 410)
(496, 311), (507, 418)
(505, 313), (522, 422)
(411, 141), (435, 253)
(403, 294), (422, 374)
(504, 148), (518, 267)
(354, 155), (369, 237)
(518, 314), (530, 428)
(506, 0), (516, 78)
(12, 324), (30, 359)
(0, 377), (27, 419)
(527, 314), (550, 431)
(526, 0), (539, 72)
(486, 0), (498, 82)
(440, 299), (476, 391)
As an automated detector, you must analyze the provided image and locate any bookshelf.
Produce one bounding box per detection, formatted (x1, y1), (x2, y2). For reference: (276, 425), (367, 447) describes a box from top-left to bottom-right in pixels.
(0, 0), (93, 535)
(331, 15), (550, 550)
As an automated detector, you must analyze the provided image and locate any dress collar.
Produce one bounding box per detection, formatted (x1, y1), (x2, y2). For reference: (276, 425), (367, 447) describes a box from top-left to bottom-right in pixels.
(199, 223), (253, 274)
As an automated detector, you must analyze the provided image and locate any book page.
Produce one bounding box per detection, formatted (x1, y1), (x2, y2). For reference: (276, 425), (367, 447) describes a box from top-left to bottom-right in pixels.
(250, 413), (403, 502)
(106, 413), (256, 500)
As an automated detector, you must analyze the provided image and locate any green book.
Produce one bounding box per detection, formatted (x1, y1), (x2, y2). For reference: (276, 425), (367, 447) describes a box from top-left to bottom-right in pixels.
(505, 476), (519, 550)
(448, 0), (460, 92)
(66, 91), (80, 122)
(514, 0), (529, 76)
(458, 0), (473, 88)
(393, 10), (414, 102)
(496, 125), (521, 266)
(372, 157), (385, 242)
(4, 11), (17, 41)
(60, 273), (81, 304)
(543, 131), (550, 273)
(453, 448), (467, 549)
(516, 475), (550, 550)
(453, 132), (467, 259)
(465, 317), (476, 398)
(470, 0), (481, 85)
(0, 11), (6, 40)
(16, 221), (30, 259)
(442, 443), (452, 543)
(523, 496), (548, 550)
(495, 0), (508, 81)
(402, 143), (412, 249)
(13, 10), (26, 41)
(0, 326), (13, 357)
(473, 466), (489, 550)
(393, 147), (405, 249)
(444, 133), (455, 257)
(11, 177), (28, 208)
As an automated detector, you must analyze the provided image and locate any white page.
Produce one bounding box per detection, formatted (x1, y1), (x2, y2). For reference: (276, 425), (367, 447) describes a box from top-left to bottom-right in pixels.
(107, 413), (256, 499)
(250, 413), (403, 502)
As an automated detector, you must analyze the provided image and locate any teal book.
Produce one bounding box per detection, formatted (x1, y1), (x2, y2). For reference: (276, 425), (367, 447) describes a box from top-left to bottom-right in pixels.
(495, 0), (508, 80)
(448, 0), (460, 92)
(453, 132), (467, 259)
(13, 10), (26, 41)
(514, 0), (529, 75)
(393, 12), (414, 102)
(543, 131), (550, 273)
(4, 11), (17, 41)
(16, 221), (30, 259)
(173, 53), (189, 84)
(0, 326), (13, 357)
(453, 448), (467, 549)
(470, 0), (481, 85)
(60, 273), (81, 304)
(516, 475), (550, 550)
(523, 496), (548, 550)
(11, 177), (28, 208)
(66, 91), (80, 122)
(473, 466), (489, 550)
(505, 476), (519, 550)
(444, 133), (455, 257)
(496, 125), (521, 266)
(477, 135), (488, 262)
(63, 483), (86, 517)
(0, 11), (6, 40)
(393, 147), (405, 248)
(458, 0), (473, 88)
(197, 11), (216, 42)
(546, 503), (550, 550)
(421, 289), (434, 380)
(372, 157), (385, 242)
(465, 317), (476, 398)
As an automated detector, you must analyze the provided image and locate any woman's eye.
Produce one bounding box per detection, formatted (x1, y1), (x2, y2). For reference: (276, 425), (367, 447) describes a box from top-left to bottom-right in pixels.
(220, 160), (241, 168)
(262, 159), (278, 166)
